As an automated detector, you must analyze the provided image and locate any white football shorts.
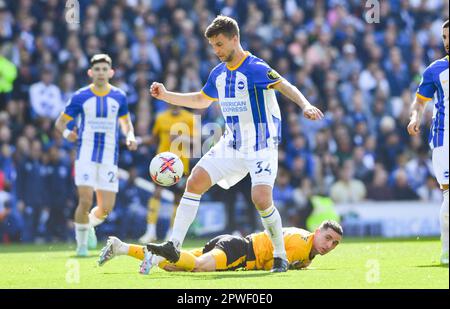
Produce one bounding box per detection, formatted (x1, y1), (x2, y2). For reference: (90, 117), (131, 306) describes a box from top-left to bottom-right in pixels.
(196, 138), (278, 189)
(74, 160), (119, 192)
(432, 133), (449, 186)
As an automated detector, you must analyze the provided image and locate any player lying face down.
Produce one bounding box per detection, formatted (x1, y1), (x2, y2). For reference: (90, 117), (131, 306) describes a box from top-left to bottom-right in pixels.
(98, 220), (342, 273)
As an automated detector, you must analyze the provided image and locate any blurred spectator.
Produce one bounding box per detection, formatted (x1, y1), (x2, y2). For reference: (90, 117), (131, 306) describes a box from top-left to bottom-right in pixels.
(29, 67), (64, 120)
(352, 146), (373, 183)
(334, 43), (362, 82)
(0, 0), (14, 44)
(130, 26), (162, 73)
(44, 145), (74, 241)
(405, 146), (434, 190)
(16, 139), (46, 242)
(0, 42), (17, 108)
(273, 166), (294, 211)
(330, 159), (366, 203)
(0, 180), (23, 242)
(114, 167), (150, 239)
(217, 174), (256, 234)
(417, 175), (442, 204)
(366, 164), (394, 201)
(391, 168), (420, 201)
(377, 116), (404, 171)
(291, 178), (314, 229)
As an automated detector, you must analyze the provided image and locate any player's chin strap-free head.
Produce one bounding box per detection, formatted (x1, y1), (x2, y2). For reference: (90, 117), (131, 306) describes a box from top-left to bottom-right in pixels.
(88, 54), (114, 78)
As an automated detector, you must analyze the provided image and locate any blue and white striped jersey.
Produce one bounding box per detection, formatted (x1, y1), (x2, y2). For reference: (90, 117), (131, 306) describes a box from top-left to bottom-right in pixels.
(416, 55), (449, 149)
(62, 84), (129, 166)
(201, 52), (283, 153)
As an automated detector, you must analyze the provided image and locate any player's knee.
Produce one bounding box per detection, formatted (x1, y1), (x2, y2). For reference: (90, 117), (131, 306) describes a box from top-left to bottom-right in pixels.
(251, 192), (271, 209)
(78, 196), (93, 210)
(186, 175), (208, 195)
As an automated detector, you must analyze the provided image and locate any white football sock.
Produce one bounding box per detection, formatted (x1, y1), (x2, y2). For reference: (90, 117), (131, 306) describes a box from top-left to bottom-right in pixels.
(153, 255), (165, 266)
(440, 189), (449, 254)
(258, 204), (287, 260)
(89, 206), (105, 228)
(116, 242), (129, 256)
(146, 224), (156, 236)
(170, 192), (201, 248)
(75, 223), (89, 248)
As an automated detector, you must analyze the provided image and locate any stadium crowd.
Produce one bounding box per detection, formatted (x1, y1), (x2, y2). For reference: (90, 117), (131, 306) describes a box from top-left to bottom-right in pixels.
(0, 0), (448, 242)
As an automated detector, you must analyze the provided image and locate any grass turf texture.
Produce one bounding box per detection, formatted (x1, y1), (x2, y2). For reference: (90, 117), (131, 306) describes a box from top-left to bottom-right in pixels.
(0, 238), (448, 289)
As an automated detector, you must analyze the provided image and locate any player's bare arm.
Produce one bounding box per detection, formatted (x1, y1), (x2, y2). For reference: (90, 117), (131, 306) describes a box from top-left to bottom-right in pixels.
(407, 96), (428, 136)
(272, 79), (324, 120)
(55, 112), (78, 142)
(119, 114), (138, 151)
(149, 82), (214, 109)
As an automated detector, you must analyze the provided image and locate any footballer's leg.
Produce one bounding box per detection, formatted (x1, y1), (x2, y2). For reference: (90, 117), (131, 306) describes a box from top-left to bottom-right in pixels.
(74, 186), (94, 256)
(433, 146), (449, 265)
(99, 237), (162, 266)
(141, 250), (198, 274)
(146, 166), (212, 262)
(252, 185), (288, 272)
(88, 190), (116, 249)
(98, 236), (134, 266)
(248, 150), (288, 272)
(440, 185), (449, 265)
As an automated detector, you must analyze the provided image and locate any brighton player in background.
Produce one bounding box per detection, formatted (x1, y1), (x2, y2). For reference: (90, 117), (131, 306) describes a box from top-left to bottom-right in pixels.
(55, 54), (137, 256)
(98, 220), (342, 274)
(408, 20), (449, 265)
(147, 16), (323, 272)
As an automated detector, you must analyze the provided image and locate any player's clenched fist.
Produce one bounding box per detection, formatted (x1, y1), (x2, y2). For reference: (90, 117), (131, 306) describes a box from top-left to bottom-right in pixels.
(303, 105), (324, 121)
(407, 119), (420, 136)
(150, 82), (166, 99)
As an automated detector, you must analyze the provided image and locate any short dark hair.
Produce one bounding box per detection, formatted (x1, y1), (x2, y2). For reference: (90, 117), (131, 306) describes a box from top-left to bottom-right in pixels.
(319, 220), (343, 236)
(443, 20), (449, 28)
(204, 15), (239, 39)
(90, 54), (112, 67)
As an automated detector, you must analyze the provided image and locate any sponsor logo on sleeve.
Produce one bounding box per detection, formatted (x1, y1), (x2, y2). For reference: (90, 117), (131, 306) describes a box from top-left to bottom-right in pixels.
(267, 69), (281, 80)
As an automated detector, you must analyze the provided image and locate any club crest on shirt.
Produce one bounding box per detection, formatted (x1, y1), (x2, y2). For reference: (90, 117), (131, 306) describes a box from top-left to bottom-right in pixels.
(267, 69), (280, 80)
(237, 80), (245, 90)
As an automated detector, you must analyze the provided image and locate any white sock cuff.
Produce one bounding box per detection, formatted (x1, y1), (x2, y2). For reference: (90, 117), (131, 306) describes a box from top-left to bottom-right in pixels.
(444, 189), (449, 200)
(258, 204), (276, 218)
(89, 207), (105, 227)
(75, 223), (89, 230)
(182, 192), (202, 202)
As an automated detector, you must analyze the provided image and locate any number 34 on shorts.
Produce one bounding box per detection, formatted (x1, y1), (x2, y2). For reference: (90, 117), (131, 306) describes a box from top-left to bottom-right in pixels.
(255, 161), (272, 175)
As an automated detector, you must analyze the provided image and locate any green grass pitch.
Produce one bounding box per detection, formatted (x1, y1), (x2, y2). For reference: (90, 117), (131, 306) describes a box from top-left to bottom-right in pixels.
(0, 238), (448, 289)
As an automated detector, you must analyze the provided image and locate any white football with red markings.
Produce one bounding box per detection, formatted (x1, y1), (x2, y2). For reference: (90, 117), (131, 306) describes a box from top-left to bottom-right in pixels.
(149, 152), (184, 187)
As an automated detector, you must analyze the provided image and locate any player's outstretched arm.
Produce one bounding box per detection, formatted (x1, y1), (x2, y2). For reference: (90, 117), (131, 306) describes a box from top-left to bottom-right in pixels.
(149, 82), (213, 109)
(407, 96), (428, 136)
(272, 79), (324, 120)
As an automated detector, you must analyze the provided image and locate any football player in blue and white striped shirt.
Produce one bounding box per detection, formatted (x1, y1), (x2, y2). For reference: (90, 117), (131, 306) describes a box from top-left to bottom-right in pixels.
(55, 54), (137, 256)
(147, 16), (323, 272)
(408, 20), (449, 265)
